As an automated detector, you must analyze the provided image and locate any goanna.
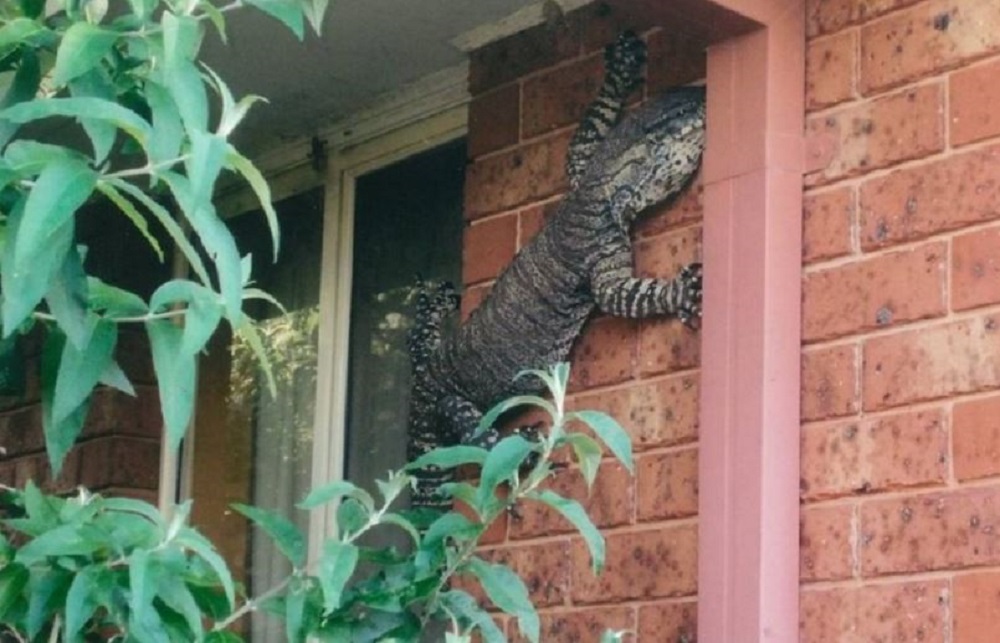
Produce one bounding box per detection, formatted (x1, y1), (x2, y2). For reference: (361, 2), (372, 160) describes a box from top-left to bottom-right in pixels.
(408, 31), (705, 508)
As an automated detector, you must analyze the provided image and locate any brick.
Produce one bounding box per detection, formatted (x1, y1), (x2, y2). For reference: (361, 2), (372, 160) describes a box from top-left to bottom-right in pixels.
(801, 408), (948, 500)
(805, 83), (944, 186)
(860, 0), (1000, 95)
(799, 580), (948, 643)
(518, 201), (558, 248)
(952, 226), (1000, 311)
(637, 319), (700, 376)
(522, 55), (603, 139)
(863, 314), (1000, 411)
(461, 283), (491, 321)
(860, 486), (1000, 575)
(954, 572), (1000, 643)
(0, 405), (45, 457)
(860, 143), (1000, 250)
(83, 386), (162, 440)
(455, 496), (507, 546)
(646, 30), (707, 94)
(803, 241), (947, 342)
(511, 606), (633, 643)
(634, 225), (702, 281)
(468, 20), (581, 94)
(807, 30), (858, 110)
(571, 525), (697, 603)
(568, 316), (636, 391)
(575, 2), (658, 53)
(78, 436), (160, 491)
(464, 133), (572, 219)
(569, 373), (699, 451)
(463, 213), (518, 285)
(635, 174), (703, 238)
(800, 503), (855, 583)
(801, 344), (859, 422)
(116, 328), (155, 385)
(468, 84), (520, 158)
(636, 447), (698, 521)
(510, 461), (632, 540)
(806, 0), (924, 38)
(954, 395), (1000, 481)
(950, 57), (1000, 146)
(637, 600), (697, 643)
(803, 187), (854, 264)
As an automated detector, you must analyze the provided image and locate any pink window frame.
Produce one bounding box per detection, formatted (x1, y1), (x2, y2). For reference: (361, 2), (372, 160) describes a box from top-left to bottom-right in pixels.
(642, 1), (805, 641)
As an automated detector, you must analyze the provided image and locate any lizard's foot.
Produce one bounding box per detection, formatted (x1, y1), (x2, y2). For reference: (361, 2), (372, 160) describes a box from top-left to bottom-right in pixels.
(605, 30), (646, 95)
(672, 262), (702, 329)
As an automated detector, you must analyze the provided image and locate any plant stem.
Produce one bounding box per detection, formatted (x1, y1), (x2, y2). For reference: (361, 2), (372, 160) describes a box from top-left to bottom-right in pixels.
(32, 308), (189, 325)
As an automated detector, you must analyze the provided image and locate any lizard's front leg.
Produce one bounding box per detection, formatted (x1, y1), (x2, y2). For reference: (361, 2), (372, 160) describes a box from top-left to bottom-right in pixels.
(592, 255), (702, 325)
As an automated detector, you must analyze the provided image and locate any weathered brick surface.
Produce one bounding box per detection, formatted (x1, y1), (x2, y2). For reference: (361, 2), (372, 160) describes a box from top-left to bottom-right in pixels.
(800, 408), (947, 500)
(636, 447), (698, 521)
(859, 143), (1000, 250)
(522, 54), (603, 139)
(461, 283), (491, 321)
(800, 580), (948, 643)
(951, 225), (1000, 311)
(860, 486), (1000, 575)
(569, 373), (699, 451)
(637, 318), (701, 376)
(637, 600), (697, 643)
(487, 540), (572, 608)
(468, 20), (581, 94)
(953, 395), (1000, 481)
(806, 0), (925, 38)
(802, 186), (854, 263)
(863, 314), (1000, 411)
(462, 213), (518, 285)
(568, 316), (637, 390)
(511, 606), (634, 643)
(802, 241), (947, 342)
(645, 29), (708, 93)
(464, 132), (572, 220)
(860, 0), (1000, 94)
(801, 344), (859, 422)
(468, 84), (520, 158)
(634, 225), (702, 280)
(805, 83), (944, 186)
(571, 525), (698, 603)
(954, 572), (1000, 643)
(806, 29), (858, 110)
(800, 503), (855, 582)
(950, 57), (1000, 146)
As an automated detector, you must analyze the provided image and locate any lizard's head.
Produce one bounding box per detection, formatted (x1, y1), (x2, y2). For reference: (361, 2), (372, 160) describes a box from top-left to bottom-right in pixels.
(588, 85), (706, 228)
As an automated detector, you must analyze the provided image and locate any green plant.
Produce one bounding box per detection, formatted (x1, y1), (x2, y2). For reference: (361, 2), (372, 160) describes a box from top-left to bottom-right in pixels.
(0, 0), (325, 472)
(0, 365), (631, 642)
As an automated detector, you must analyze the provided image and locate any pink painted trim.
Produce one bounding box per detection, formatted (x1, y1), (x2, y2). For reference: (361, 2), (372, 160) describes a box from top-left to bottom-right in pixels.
(696, 2), (805, 642)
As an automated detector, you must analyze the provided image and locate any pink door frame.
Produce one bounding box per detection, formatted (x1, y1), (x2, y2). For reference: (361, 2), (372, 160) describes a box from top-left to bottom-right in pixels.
(644, 0), (805, 641)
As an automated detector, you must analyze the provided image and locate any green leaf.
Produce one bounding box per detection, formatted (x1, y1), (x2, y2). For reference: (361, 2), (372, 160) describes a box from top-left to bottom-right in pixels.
(106, 177), (212, 287)
(15, 157), (95, 267)
(102, 496), (164, 524)
(25, 568), (72, 639)
(380, 513), (421, 547)
(205, 631), (244, 643)
(0, 18), (45, 53)
(3, 140), (87, 175)
(231, 503), (305, 567)
(405, 445), (489, 471)
(149, 279), (222, 356)
(16, 524), (101, 565)
(64, 567), (102, 641)
(87, 276), (149, 317)
(336, 498), (368, 536)
(95, 180), (164, 262)
(474, 395), (555, 439)
(186, 129), (227, 205)
(532, 489), (605, 573)
(0, 563), (28, 621)
(1, 97), (152, 147)
(147, 319), (196, 450)
(128, 549), (154, 621)
(298, 480), (373, 512)
(44, 243), (95, 349)
(1, 196), (73, 333)
(570, 410), (634, 473)
(564, 433), (602, 490)
(156, 571), (205, 641)
(226, 146), (279, 260)
(53, 22), (118, 86)
(318, 540), (357, 614)
(422, 512), (477, 548)
(205, 66), (263, 138)
(285, 582), (307, 643)
(40, 328), (90, 474)
(0, 49), (41, 148)
(476, 435), (536, 506)
(439, 590), (505, 643)
(175, 527), (236, 611)
(244, 0), (304, 39)
(69, 68), (119, 164)
(143, 80), (184, 164)
(466, 557), (539, 643)
(52, 318), (116, 424)
(301, 0), (329, 35)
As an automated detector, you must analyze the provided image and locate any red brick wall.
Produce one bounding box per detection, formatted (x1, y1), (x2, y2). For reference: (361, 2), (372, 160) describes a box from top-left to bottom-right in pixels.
(801, 0), (1000, 640)
(0, 329), (162, 503)
(462, 5), (706, 640)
